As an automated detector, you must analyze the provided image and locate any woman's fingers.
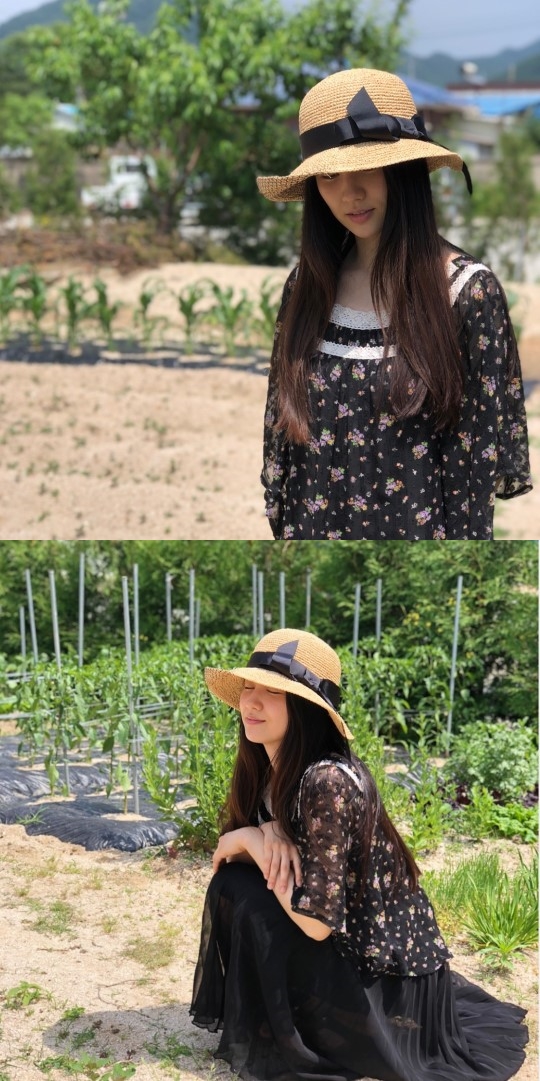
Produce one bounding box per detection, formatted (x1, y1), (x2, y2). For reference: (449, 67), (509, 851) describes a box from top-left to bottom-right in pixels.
(291, 846), (303, 887)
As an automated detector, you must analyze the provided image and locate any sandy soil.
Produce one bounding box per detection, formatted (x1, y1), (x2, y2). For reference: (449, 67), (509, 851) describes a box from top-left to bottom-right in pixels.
(0, 823), (536, 1081)
(0, 262), (539, 541)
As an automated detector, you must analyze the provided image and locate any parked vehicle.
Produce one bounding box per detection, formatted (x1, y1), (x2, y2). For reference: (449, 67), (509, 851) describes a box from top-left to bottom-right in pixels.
(81, 154), (157, 211)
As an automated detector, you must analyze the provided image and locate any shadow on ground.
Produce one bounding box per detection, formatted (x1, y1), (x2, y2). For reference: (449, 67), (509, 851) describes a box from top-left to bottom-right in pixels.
(42, 1002), (218, 1073)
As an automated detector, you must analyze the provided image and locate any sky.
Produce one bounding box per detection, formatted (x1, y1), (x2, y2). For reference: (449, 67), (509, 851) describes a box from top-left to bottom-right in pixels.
(0, 0), (539, 58)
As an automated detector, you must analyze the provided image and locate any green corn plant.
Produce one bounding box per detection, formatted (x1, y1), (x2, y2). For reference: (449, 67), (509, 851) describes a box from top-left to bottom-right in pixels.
(204, 280), (254, 356)
(91, 278), (123, 348)
(175, 280), (208, 354)
(253, 275), (282, 346)
(57, 277), (95, 351)
(19, 267), (50, 344)
(0, 265), (26, 342)
(134, 277), (169, 347)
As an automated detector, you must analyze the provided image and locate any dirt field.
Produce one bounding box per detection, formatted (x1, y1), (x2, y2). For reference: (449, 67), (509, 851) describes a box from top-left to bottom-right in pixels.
(0, 262), (539, 541)
(0, 822), (536, 1081)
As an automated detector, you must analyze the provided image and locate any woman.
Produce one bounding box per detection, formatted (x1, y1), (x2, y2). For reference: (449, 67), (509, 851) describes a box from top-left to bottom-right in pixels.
(256, 69), (532, 539)
(191, 628), (528, 1081)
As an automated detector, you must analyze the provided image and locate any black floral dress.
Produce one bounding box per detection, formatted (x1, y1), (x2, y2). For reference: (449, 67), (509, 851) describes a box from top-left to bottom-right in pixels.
(262, 253), (532, 539)
(191, 755), (528, 1081)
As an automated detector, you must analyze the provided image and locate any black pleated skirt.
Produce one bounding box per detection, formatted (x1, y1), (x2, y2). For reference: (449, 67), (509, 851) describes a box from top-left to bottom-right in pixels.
(190, 864), (528, 1081)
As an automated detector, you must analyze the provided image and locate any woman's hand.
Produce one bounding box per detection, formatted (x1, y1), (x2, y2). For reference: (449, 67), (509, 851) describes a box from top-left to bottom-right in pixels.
(259, 820), (302, 894)
(212, 827), (258, 874)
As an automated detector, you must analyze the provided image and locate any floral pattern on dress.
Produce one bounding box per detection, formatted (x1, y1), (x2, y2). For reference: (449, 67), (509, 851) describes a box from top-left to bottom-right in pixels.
(261, 253), (532, 539)
(290, 757), (452, 978)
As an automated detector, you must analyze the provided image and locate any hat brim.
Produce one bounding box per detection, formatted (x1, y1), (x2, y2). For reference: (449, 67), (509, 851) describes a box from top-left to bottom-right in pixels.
(257, 139), (464, 202)
(204, 665), (354, 741)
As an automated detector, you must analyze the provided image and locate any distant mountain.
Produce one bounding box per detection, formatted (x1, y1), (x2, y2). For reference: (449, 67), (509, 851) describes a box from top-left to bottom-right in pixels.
(1, 2), (539, 87)
(400, 40), (540, 86)
(0, 0), (164, 40)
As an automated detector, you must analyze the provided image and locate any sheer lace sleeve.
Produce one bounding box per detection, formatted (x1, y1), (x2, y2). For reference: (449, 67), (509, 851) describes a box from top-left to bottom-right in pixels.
(440, 267), (532, 539)
(261, 268), (297, 538)
(291, 760), (361, 934)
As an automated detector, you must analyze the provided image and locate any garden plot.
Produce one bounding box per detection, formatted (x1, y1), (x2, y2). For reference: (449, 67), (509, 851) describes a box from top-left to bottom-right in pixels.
(0, 825), (536, 1081)
(0, 262), (539, 540)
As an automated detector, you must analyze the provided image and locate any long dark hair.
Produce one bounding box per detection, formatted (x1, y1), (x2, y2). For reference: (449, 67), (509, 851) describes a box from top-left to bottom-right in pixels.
(220, 693), (419, 893)
(275, 159), (464, 444)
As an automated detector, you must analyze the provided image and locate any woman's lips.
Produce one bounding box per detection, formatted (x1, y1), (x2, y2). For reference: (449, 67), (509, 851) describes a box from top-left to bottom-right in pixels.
(347, 209), (373, 222)
(244, 717), (265, 725)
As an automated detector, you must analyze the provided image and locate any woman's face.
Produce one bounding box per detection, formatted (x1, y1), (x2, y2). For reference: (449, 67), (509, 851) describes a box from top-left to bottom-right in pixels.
(239, 681), (289, 763)
(316, 167), (388, 247)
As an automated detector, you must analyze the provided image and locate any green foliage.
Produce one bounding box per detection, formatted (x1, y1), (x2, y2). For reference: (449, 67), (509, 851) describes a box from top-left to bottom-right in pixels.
(133, 276), (169, 345)
(446, 720), (538, 801)
(23, 129), (80, 219)
(405, 754), (452, 856)
(18, 266), (49, 343)
(0, 91), (53, 146)
(0, 163), (21, 217)
(0, 541), (536, 741)
(90, 277), (123, 346)
(462, 853), (538, 968)
(3, 981), (49, 1009)
(422, 850), (538, 966)
(203, 280), (254, 356)
(461, 127), (540, 281)
(23, 0), (410, 235)
(36, 1052), (136, 1078)
(456, 786), (538, 844)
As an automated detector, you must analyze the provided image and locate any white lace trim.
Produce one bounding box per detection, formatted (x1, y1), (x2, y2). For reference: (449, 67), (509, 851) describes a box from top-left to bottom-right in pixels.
(330, 302), (389, 330)
(318, 340), (396, 360)
(450, 263), (488, 305)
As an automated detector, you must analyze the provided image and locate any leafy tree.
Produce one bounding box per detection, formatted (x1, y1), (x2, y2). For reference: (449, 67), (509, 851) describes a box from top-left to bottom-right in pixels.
(0, 91), (54, 146)
(0, 33), (37, 98)
(23, 0), (411, 238)
(461, 128), (540, 281)
(22, 129), (80, 218)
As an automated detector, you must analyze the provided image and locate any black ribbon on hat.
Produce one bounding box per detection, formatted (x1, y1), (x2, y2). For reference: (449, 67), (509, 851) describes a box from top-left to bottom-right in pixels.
(300, 86), (472, 194)
(247, 639), (341, 711)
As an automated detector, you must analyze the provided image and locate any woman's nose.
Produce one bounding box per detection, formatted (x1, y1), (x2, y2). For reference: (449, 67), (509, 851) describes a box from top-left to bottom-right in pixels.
(244, 686), (263, 709)
(341, 172), (366, 199)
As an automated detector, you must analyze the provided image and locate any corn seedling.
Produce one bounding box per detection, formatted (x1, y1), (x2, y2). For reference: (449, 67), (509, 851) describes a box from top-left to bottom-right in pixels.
(19, 269), (50, 344)
(175, 280), (208, 354)
(133, 277), (169, 346)
(57, 277), (95, 351)
(91, 278), (123, 348)
(204, 280), (254, 356)
(253, 275), (282, 345)
(0, 266), (26, 342)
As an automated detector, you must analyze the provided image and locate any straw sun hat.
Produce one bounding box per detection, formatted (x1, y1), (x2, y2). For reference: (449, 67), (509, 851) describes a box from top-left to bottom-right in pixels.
(256, 68), (470, 203)
(204, 628), (353, 741)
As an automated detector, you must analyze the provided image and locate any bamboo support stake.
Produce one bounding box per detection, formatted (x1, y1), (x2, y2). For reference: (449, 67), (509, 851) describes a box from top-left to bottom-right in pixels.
(279, 571), (286, 629)
(446, 575), (464, 748)
(189, 568), (195, 669)
(49, 569), (70, 792)
(133, 563), (140, 668)
(352, 583), (361, 659)
(166, 572), (173, 643)
(78, 552), (85, 668)
(122, 575), (139, 815)
(25, 569), (38, 663)
(252, 564), (258, 636)
(305, 568), (312, 629)
(19, 606), (26, 670)
(257, 571), (264, 638)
